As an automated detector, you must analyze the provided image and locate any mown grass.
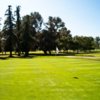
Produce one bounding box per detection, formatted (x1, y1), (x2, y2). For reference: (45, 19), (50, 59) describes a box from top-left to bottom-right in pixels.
(0, 54), (100, 100)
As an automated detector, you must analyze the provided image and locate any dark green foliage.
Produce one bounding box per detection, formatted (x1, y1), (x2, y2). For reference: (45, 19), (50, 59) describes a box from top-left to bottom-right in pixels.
(19, 12), (43, 56)
(30, 12), (43, 32)
(56, 27), (72, 51)
(40, 16), (65, 54)
(94, 37), (100, 49)
(0, 5), (98, 57)
(3, 5), (16, 57)
(72, 36), (95, 53)
(14, 6), (21, 56)
(20, 15), (35, 56)
(39, 29), (56, 54)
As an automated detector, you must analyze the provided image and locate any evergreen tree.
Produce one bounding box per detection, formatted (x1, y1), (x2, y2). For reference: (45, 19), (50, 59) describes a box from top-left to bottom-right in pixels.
(4, 5), (16, 57)
(15, 6), (21, 56)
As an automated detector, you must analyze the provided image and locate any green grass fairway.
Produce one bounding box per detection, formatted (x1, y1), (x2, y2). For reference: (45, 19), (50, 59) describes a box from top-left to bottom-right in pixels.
(0, 55), (100, 100)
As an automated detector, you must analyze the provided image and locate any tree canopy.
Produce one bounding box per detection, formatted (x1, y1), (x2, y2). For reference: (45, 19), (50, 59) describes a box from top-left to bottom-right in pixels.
(0, 5), (99, 57)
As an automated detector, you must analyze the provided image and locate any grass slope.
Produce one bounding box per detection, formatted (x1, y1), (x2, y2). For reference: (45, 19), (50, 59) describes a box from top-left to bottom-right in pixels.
(0, 55), (100, 100)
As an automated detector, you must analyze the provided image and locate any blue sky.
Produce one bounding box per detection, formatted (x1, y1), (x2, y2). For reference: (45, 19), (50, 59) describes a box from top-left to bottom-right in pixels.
(0, 0), (100, 37)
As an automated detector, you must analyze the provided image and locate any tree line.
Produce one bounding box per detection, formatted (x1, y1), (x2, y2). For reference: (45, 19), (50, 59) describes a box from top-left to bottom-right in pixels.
(0, 5), (100, 57)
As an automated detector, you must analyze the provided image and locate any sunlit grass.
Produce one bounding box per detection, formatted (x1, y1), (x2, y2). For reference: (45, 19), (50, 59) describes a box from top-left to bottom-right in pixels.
(0, 54), (100, 100)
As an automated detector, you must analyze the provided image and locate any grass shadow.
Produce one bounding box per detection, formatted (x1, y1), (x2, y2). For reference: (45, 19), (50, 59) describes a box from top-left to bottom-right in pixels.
(0, 52), (76, 60)
(0, 53), (37, 60)
(0, 57), (9, 60)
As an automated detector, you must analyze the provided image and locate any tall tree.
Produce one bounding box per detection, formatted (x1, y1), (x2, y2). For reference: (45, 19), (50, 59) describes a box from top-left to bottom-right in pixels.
(19, 12), (43, 56)
(15, 6), (21, 56)
(20, 15), (36, 56)
(4, 5), (16, 57)
(41, 16), (65, 54)
(15, 6), (21, 37)
(30, 12), (43, 50)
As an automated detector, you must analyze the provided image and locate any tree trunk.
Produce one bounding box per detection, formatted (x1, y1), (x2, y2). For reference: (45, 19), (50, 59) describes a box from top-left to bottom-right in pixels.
(49, 50), (51, 55)
(24, 51), (29, 57)
(17, 45), (21, 56)
(43, 50), (47, 55)
(18, 52), (21, 56)
(9, 51), (12, 57)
